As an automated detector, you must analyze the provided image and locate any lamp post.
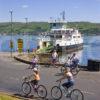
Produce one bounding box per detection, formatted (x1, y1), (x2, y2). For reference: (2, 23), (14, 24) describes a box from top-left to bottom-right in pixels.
(25, 18), (30, 53)
(25, 18), (28, 25)
(9, 10), (13, 57)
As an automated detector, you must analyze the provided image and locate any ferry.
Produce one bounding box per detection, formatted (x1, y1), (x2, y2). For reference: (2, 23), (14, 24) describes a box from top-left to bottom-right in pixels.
(38, 12), (83, 53)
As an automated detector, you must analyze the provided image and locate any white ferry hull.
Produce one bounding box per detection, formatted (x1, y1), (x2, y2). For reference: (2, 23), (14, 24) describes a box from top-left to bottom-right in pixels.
(53, 43), (83, 53)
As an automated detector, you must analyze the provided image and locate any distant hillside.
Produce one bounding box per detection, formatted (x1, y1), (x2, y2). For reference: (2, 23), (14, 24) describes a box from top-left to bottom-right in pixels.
(0, 22), (100, 35)
(68, 22), (100, 35)
(0, 22), (49, 35)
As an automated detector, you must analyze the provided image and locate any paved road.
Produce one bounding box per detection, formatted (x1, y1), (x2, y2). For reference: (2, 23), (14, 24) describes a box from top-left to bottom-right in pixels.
(0, 56), (100, 100)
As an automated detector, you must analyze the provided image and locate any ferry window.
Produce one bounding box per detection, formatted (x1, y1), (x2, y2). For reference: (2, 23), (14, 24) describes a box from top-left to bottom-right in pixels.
(50, 23), (52, 28)
(43, 42), (47, 47)
(53, 23), (56, 27)
(62, 31), (66, 33)
(78, 36), (80, 38)
(56, 35), (62, 38)
(66, 30), (69, 33)
(58, 30), (61, 33)
(73, 36), (76, 38)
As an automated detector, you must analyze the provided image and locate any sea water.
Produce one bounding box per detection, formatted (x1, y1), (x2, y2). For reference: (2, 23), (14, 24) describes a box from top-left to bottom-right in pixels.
(0, 34), (100, 65)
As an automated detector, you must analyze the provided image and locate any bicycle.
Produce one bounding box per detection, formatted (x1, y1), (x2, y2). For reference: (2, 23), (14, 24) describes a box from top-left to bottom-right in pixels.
(60, 63), (81, 76)
(21, 68), (47, 98)
(21, 76), (47, 98)
(45, 57), (60, 68)
(51, 80), (84, 100)
(28, 63), (40, 70)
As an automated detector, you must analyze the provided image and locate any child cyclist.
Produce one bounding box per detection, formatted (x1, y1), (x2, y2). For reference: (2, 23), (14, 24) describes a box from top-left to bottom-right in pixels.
(56, 67), (74, 89)
(24, 67), (40, 91)
(70, 53), (79, 68)
(64, 53), (79, 68)
(31, 68), (40, 91)
(51, 50), (58, 66)
(31, 55), (39, 69)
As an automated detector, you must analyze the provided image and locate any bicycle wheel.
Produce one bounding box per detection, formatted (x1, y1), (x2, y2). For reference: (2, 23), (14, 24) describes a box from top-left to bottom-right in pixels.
(70, 89), (84, 100)
(21, 82), (31, 95)
(51, 86), (62, 100)
(71, 66), (80, 76)
(37, 85), (47, 98)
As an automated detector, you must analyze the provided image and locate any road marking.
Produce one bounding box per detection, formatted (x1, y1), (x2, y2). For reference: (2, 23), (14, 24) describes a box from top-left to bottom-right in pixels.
(82, 91), (95, 95)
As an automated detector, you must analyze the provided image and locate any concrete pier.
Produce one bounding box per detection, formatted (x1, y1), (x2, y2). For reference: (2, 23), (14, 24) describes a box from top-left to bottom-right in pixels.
(14, 55), (100, 72)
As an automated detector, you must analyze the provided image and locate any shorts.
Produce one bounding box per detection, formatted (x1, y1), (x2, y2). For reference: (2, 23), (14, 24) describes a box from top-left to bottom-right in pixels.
(62, 81), (74, 88)
(31, 80), (39, 85)
(52, 59), (57, 63)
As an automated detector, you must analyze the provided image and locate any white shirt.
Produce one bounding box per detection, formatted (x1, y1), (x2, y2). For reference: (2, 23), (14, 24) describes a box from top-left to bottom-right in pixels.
(52, 52), (58, 59)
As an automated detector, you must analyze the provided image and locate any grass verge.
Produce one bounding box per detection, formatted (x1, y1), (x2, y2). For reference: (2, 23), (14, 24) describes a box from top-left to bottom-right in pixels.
(0, 93), (21, 100)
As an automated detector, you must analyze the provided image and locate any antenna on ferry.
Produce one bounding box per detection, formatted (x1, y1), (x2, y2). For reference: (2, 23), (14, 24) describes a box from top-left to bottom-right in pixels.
(62, 11), (65, 21)
(50, 17), (52, 21)
(60, 11), (66, 21)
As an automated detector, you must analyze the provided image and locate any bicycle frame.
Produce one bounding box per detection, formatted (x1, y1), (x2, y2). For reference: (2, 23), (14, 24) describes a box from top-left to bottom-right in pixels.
(23, 76), (38, 90)
(30, 81), (39, 91)
(57, 81), (69, 95)
(54, 80), (84, 100)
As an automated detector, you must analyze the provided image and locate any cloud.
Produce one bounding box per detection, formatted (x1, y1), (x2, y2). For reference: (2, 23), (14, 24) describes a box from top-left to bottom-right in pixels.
(22, 5), (29, 8)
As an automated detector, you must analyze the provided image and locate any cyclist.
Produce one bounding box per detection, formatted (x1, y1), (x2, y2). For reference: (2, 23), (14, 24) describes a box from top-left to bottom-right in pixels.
(70, 53), (79, 68)
(64, 56), (71, 67)
(57, 67), (74, 89)
(32, 68), (40, 91)
(25, 67), (40, 92)
(31, 55), (39, 69)
(51, 50), (58, 66)
(64, 53), (79, 68)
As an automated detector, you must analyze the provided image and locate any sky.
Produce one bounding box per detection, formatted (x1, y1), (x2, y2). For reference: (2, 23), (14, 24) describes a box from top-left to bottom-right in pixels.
(0, 0), (100, 22)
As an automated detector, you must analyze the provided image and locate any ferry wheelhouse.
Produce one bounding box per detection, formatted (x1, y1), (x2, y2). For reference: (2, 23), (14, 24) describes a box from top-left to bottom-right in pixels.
(49, 20), (83, 51)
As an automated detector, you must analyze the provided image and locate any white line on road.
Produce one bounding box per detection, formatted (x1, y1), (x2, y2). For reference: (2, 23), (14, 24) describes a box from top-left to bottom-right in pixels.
(82, 90), (95, 95)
